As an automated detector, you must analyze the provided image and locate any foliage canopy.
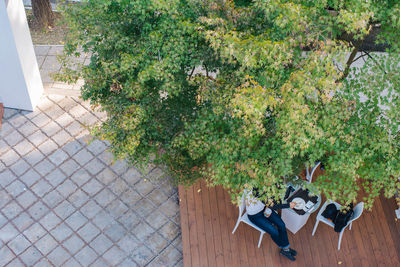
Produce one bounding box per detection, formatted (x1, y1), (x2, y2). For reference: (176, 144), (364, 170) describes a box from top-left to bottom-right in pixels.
(60, 0), (400, 209)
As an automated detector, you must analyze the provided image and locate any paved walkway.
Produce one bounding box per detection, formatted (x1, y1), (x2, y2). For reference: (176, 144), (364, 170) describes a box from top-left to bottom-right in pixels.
(0, 46), (182, 266)
(35, 45), (85, 97)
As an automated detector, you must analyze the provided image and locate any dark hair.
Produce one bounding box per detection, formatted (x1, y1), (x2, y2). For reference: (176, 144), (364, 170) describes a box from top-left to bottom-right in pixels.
(252, 187), (264, 198)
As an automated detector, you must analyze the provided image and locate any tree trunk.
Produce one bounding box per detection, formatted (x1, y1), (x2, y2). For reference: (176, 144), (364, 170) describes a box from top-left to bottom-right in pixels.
(32, 0), (54, 29)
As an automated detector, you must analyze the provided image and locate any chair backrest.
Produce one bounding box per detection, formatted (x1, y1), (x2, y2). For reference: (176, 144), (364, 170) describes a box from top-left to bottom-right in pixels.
(306, 161), (321, 183)
(350, 202), (364, 222)
(238, 191), (246, 217)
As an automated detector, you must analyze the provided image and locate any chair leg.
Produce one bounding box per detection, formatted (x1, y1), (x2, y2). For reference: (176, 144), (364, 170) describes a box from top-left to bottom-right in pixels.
(312, 220), (320, 236)
(338, 230), (344, 250)
(258, 232), (264, 248)
(232, 220), (241, 234)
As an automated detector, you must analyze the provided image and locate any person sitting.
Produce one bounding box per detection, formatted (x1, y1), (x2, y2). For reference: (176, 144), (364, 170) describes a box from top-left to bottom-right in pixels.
(245, 188), (297, 261)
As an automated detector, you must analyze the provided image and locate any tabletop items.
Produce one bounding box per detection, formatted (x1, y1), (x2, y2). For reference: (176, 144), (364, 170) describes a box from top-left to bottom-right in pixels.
(285, 188), (319, 215)
(281, 184), (322, 234)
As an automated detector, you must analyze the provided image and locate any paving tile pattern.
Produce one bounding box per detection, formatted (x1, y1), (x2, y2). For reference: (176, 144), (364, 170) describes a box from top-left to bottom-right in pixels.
(34, 45), (88, 97)
(0, 96), (182, 266)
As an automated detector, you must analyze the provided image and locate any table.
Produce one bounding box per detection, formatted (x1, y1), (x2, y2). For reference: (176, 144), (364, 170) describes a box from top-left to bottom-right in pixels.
(281, 187), (321, 234)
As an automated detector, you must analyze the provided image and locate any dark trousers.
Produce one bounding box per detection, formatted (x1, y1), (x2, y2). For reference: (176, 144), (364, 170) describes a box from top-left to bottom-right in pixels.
(248, 210), (289, 248)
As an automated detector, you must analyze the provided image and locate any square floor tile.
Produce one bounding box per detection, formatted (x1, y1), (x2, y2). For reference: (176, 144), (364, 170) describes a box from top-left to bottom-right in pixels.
(50, 223), (73, 242)
(5, 180), (26, 197)
(54, 201), (76, 219)
(102, 245), (126, 266)
(77, 222), (100, 243)
(68, 189), (89, 208)
(23, 223), (46, 243)
(42, 190), (64, 209)
(74, 246), (98, 266)
(46, 168), (67, 187)
(40, 212), (61, 231)
(12, 212), (34, 231)
(89, 234), (113, 255)
(31, 179), (52, 198)
(3, 201), (23, 219)
(28, 201), (49, 220)
(47, 246), (70, 266)
(0, 246), (16, 266)
(82, 179), (103, 196)
(19, 246), (43, 266)
(56, 179), (78, 198)
(0, 170), (17, 187)
(35, 234), (58, 256)
(63, 235), (85, 255)
(65, 211), (88, 231)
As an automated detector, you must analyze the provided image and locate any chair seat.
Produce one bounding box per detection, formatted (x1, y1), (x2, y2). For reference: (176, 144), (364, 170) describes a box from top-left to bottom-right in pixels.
(317, 215), (335, 228)
(241, 213), (266, 234)
(312, 200), (364, 250)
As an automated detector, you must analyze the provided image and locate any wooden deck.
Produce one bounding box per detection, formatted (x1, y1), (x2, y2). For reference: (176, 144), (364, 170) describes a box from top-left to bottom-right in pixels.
(179, 180), (400, 267)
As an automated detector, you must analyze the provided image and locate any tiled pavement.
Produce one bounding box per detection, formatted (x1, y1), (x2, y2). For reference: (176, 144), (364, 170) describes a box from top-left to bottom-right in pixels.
(0, 47), (183, 266)
(35, 45), (87, 97)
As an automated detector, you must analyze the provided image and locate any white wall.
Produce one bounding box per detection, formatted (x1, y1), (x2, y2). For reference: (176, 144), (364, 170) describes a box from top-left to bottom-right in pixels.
(0, 0), (43, 111)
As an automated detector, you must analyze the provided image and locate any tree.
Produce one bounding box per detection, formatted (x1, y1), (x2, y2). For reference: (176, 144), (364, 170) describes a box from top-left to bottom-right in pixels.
(32, 0), (54, 29)
(59, 0), (400, 209)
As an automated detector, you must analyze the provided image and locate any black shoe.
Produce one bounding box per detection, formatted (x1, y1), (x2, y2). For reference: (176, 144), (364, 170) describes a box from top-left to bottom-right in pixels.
(289, 248), (297, 256)
(280, 249), (296, 261)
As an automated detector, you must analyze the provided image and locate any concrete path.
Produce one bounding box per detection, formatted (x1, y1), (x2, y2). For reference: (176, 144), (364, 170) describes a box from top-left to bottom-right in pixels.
(0, 46), (182, 266)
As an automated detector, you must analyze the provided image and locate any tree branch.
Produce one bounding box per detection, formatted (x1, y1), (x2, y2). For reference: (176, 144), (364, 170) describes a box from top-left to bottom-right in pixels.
(188, 66), (195, 80)
(338, 46), (359, 82)
(351, 52), (368, 64)
(362, 50), (387, 74)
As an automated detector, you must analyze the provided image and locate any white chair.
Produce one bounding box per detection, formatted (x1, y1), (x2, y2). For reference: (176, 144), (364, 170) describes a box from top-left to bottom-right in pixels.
(232, 193), (265, 248)
(312, 200), (364, 250)
(305, 161), (321, 183)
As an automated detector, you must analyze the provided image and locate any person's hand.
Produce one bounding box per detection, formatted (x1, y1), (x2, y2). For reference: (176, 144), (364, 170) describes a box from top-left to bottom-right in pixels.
(290, 202), (296, 209)
(264, 209), (272, 218)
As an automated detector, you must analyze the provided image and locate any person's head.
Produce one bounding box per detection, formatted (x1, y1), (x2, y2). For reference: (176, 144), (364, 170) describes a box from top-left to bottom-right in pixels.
(252, 187), (265, 198)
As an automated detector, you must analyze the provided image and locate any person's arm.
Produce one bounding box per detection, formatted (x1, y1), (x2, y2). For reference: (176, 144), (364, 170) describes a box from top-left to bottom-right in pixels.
(270, 201), (296, 210)
(270, 203), (290, 210)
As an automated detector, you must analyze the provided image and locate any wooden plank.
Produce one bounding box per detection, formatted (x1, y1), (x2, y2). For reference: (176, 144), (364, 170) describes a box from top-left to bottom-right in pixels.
(236, 220), (250, 266)
(252, 230), (267, 267)
(179, 185), (192, 267)
(362, 208), (385, 266)
(193, 182), (209, 267)
(300, 214), (321, 267)
(346, 219), (363, 267)
(208, 185), (225, 266)
(291, 215), (307, 267)
(356, 212), (378, 266)
(244, 224), (260, 267)
(368, 201), (394, 266)
(313, 216), (338, 267)
(187, 185), (201, 266)
(373, 196), (399, 266)
(379, 195), (400, 262)
(260, 227), (276, 267)
(338, 223), (354, 267)
(215, 186), (233, 266)
(350, 217), (370, 267)
(222, 186), (242, 266)
(249, 224), (265, 266)
(199, 181), (217, 267)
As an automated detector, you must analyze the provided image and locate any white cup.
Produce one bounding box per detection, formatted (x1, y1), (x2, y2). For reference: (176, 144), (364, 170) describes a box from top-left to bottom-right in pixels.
(264, 208), (272, 217)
